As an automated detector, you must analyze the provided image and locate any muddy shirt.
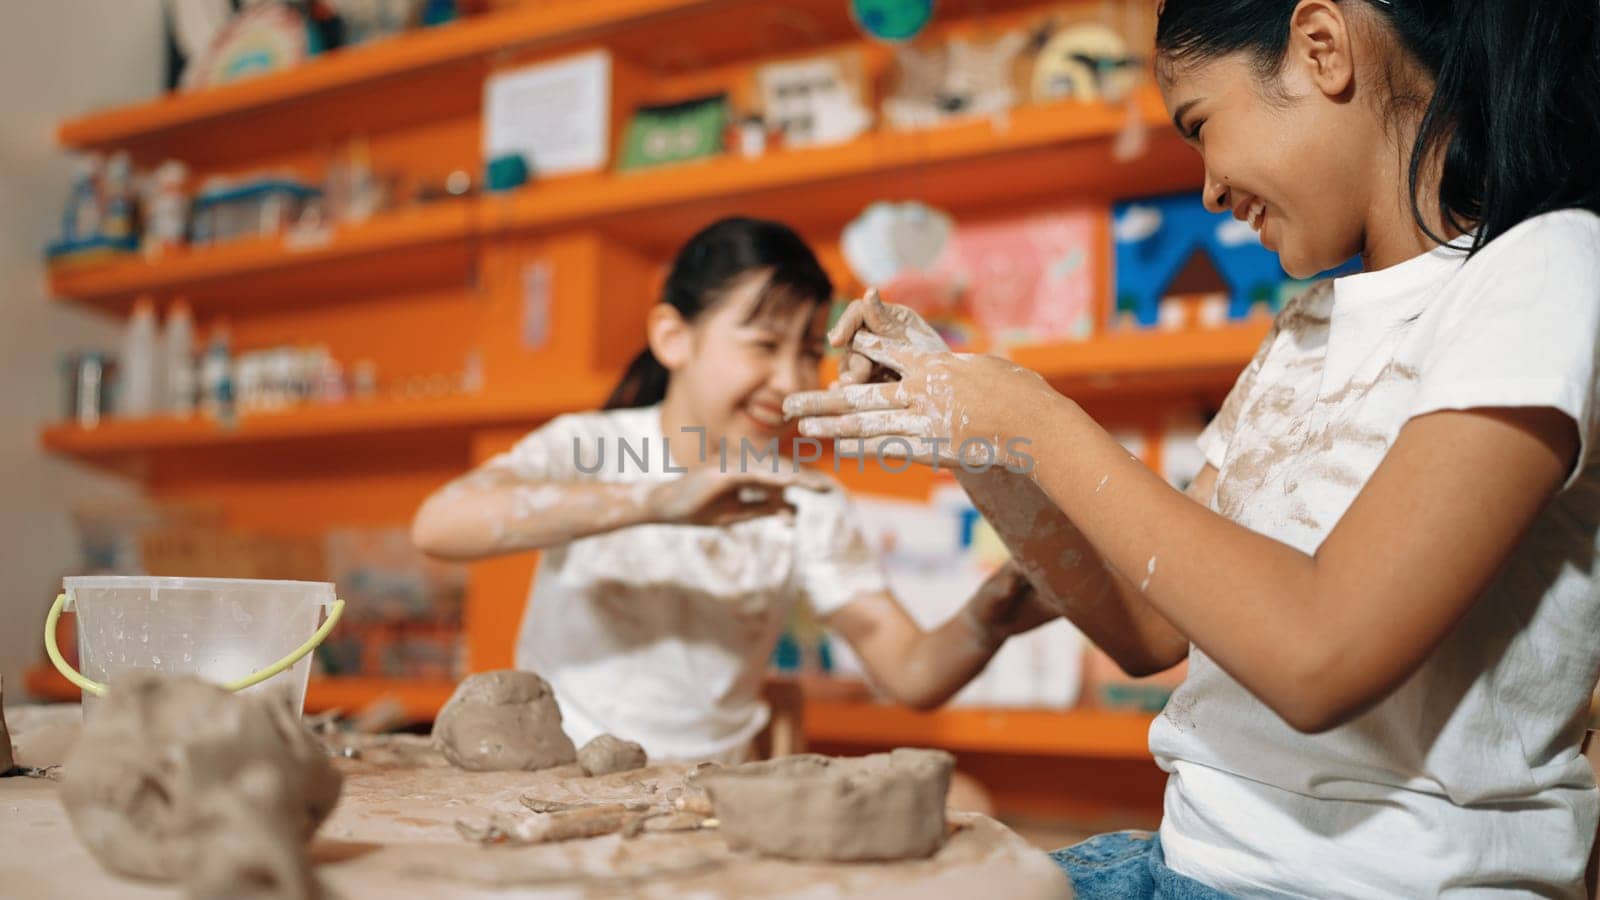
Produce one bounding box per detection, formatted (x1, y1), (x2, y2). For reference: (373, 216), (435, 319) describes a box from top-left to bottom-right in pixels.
(1150, 211), (1600, 898)
(490, 405), (884, 763)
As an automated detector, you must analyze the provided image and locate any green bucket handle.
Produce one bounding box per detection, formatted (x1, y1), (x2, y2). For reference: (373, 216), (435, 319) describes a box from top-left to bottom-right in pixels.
(43, 591), (345, 698)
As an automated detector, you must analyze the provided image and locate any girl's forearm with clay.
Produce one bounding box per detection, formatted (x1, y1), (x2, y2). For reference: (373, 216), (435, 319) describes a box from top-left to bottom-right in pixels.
(823, 292), (1193, 676)
(412, 462), (825, 560)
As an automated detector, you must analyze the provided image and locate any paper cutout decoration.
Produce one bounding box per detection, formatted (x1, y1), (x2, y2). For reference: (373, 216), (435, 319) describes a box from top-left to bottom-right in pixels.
(183, 2), (319, 90)
(1111, 192), (1360, 331)
(757, 54), (873, 148)
(619, 95), (729, 170)
(885, 208), (1101, 349)
(842, 201), (954, 287)
(850, 0), (936, 42)
(884, 32), (1029, 130)
(1030, 23), (1141, 103)
(844, 203), (1101, 350)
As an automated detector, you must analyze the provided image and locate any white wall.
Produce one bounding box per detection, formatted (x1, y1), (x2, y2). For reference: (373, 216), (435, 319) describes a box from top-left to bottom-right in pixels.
(0, 3), (165, 698)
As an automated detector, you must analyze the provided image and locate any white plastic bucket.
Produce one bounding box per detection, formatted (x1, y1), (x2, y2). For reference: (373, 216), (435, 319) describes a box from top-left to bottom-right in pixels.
(45, 576), (344, 718)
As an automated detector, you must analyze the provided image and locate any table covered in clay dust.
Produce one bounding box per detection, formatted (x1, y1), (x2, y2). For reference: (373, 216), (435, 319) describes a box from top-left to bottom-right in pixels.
(1, 706), (1072, 899)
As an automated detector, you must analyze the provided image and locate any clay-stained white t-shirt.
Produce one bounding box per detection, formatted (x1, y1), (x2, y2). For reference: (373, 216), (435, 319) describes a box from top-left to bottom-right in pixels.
(485, 405), (885, 763)
(1150, 210), (1600, 898)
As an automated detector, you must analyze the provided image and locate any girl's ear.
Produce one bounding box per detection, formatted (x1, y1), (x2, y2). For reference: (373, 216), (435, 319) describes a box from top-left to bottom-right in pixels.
(647, 303), (693, 371)
(1288, 0), (1355, 99)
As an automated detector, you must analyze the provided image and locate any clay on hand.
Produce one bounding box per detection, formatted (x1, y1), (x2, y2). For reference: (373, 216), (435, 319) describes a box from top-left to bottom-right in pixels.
(787, 333), (1048, 472)
(696, 749), (954, 862)
(578, 733), (648, 777)
(59, 674), (341, 885)
(432, 670), (577, 772)
(959, 561), (1056, 647)
(646, 466), (833, 528)
(829, 288), (951, 388)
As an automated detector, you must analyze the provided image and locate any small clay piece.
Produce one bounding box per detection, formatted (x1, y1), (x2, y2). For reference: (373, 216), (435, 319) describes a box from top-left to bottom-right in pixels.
(633, 809), (714, 836)
(697, 749), (954, 862)
(521, 796), (652, 814)
(59, 674), (342, 883)
(578, 733), (647, 777)
(457, 804), (633, 846)
(432, 671), (576, 772)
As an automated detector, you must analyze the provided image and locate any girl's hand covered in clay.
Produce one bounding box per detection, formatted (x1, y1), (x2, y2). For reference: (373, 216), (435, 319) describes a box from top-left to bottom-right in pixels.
(647, 466), (832, 527)
(830, 288), (950, 387)
(784, 331), (1056, 472)
(960, 561), (1057, 646)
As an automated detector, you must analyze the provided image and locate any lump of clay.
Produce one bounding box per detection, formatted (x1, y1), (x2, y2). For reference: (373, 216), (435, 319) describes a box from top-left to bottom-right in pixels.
(182, 762), (322, 900)
(578, 733), (647, 777)
(60, 674), (341, 884)
(697, 748), (954, 862)
(432, 670), (576, 772)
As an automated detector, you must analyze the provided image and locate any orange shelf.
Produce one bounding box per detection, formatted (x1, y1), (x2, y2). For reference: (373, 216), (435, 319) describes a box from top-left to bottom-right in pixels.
(40, 382), (612, 462)
(491, 91), (1194, 248)
(38, 327), (1260, 463)
(49, 92), (1196, 309)
(49, 202), (478, 314)
(57, 0), (717, 149)
(1018, 322), (1269, 394)
(805, 699), (1156, 760)
(25, 664), (453, 722)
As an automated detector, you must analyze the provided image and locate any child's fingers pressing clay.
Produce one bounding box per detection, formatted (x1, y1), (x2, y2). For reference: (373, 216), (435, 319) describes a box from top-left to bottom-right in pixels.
(829, 288), (950, 387)
(647, 467), (832, 528)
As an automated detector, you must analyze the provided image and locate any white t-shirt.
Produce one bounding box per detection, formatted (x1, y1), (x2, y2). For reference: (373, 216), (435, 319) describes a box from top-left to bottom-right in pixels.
(484, 404), (886, 764)
(1151, 210), (1600, 898)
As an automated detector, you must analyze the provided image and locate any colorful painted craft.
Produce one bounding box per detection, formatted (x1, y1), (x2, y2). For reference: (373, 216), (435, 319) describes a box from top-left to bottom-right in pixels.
(1110, 192), (1360, 331)
(619, 95), (729, 170)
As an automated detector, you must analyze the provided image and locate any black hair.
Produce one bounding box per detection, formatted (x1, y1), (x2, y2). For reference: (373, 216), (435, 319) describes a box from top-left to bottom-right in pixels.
(605, 217), (834, 410)
(1155, 0), (1600, 256)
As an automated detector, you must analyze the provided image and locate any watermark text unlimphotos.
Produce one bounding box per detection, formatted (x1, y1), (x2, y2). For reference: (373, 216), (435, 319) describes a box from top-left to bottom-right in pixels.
(572, 427), (1035, 476)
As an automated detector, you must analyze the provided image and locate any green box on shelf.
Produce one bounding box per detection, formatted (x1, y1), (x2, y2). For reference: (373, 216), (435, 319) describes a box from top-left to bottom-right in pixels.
(620, 94), (729, 170)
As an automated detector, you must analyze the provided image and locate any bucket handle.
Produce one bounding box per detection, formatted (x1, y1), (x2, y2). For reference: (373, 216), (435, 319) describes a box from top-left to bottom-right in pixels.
(43, 592), (346, 698)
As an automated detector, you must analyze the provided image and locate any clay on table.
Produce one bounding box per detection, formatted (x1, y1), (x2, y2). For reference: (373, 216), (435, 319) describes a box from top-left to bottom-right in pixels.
(59, 674), (341, 887)
(578, 734), (647, 777)
(0, 675), (14, 772)
(696, 749), (954, 862)
(432, 670), (577, 772)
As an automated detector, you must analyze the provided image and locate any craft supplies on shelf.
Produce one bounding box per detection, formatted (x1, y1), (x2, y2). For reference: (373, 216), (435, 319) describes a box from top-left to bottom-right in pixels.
(190, 175), (322, 246)
(115, 298), (160, 419)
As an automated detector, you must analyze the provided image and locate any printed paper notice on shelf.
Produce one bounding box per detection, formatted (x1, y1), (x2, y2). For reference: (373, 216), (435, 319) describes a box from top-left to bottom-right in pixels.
(484, 50), (611, 177)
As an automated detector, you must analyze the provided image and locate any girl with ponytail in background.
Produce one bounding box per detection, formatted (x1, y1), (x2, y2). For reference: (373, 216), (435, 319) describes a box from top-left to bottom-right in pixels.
(790, 1), (1600, 895)
(412, 217), (1055, 766)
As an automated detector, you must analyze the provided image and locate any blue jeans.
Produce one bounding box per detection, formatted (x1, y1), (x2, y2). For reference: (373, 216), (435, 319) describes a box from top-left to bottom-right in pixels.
(1050, 831), (1234, 899)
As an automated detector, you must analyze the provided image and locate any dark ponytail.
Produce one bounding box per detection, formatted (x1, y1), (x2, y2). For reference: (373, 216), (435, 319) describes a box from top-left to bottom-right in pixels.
(1156, 0), (1600, 256)
(605, 217), (834, 409)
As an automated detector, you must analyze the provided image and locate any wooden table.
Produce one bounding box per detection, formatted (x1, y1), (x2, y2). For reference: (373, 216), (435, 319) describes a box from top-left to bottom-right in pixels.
(1, 706), (1072, 899)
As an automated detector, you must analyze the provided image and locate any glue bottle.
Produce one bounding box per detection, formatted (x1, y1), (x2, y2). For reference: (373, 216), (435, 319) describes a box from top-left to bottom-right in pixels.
(162, 299), (196, 417)
(199, 322), (234, 420)
(117, 297), (160, 418)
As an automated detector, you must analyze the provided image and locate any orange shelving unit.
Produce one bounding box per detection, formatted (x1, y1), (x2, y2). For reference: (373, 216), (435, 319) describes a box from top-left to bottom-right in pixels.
(37, 0), (1224, 781)
(49, 93), (1193, 312)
